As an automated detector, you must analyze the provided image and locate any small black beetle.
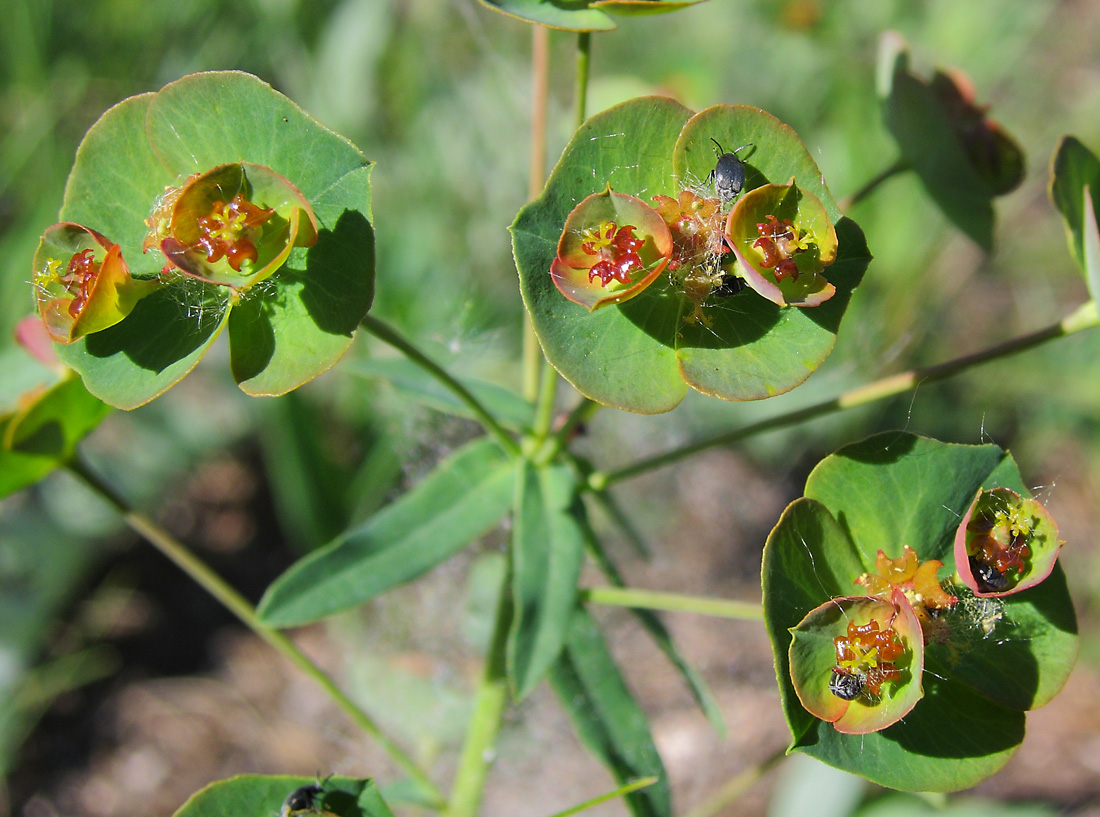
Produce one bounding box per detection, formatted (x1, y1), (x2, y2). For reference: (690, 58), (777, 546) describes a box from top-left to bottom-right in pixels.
(709, 138), (753, 206)
(828, 668), (865, 701)
(281, 783), (324, 817)
(970, 557), (1010, 593)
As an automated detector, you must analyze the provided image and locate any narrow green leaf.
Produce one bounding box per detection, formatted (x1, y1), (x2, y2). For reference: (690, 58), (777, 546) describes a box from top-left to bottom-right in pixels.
(542, 777), (659, 817)
(257, 438), (515, 627)
(255, 392), (399, 553)
(584, 527), (726, 735)
(348, 357), (534, 430)
(508, 464), (587, 699)
(172, 775), (393, 817)
(473, 0), (617, 30)
(549, 606), (671, 817)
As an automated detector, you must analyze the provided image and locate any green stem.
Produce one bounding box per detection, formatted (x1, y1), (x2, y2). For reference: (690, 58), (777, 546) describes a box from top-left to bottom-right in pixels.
(589, 301), (1099, 489)
(581, 586), (763, 621)
(575, 32), (591, 129)
(66, 456), (444, 807)
(362, 315), (520, 457)
(535, 398), (600, 465)
(523, 24), (551, 404)
(543, 777), (659, 817)
(531, 354), (561, 441)
(839, 157), (910, 210)
(445, 568), (512, 817)
(682, 746), (786, 817)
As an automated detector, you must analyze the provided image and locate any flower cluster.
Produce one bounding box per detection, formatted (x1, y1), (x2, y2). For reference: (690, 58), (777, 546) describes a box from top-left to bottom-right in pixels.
(831, 619), (905, 700)
(195, 194), (276, 272)
(955, 487), (1063, 597)
(550, 146), (837, 314)
(579, 221), (646, 285)
(32, 223), (158, 344)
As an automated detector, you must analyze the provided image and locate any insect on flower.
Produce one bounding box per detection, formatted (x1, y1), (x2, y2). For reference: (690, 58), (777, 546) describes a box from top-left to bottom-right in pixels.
(280, 775), (333, 817)
(708, 138), (753, 206)
(829, 668), (866, 701)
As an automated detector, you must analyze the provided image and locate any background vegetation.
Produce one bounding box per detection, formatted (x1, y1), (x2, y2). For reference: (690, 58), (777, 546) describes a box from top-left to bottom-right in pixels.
(2, 1), (1100, 815)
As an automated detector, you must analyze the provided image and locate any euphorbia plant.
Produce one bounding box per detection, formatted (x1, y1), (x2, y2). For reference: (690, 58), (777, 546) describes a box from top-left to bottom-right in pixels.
(5, 8), (1100, 817)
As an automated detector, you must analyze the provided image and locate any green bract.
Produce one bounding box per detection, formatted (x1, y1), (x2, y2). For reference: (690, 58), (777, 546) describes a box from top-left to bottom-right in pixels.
(954, 487), (1063, 597)
(45, 71), (375, 409)
(32, 223), (159, 344)
(762, 432), (1077, 791)
(475, 0), (704, 32)
(1050, 137), (1100, 301)
(789, 591), (923, 735)
(512, 98), (869, 413)
(726, 182), (838, 307)
(150, 162), (318, 289)
(551, 188), (673, 310)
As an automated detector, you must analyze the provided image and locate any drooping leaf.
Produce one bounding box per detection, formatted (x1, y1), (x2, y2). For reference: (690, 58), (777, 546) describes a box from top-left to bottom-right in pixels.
(0, 373), (112, 498)
(1050, 136), (1100, 289)
(548, 606), (671, 817)
(257, 438), (515, 627)
(878, 35), (1007, 251)
(508, 463), (587, 699)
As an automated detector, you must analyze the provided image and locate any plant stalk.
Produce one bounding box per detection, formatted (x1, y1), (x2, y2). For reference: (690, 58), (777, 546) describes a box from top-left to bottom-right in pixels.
(523, 24), (551, 404)
(840, 157), (910, 210)
(445, 567), (513, 817)
(532, 350), (560, 440)
(575, 32), (591, 129)
(65, 456), (444, 807)
(362, 315), (520, 457)
(581, 586), (763, 621)
(543, 777), (659, 817)
(534, 398), (600, 465)
(589, 301), (1099, 489)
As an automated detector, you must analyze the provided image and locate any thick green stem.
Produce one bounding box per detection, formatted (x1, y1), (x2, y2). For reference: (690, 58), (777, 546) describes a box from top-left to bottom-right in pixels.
(840, 157), (910, 210)
(523, 24), (551, 404)
(683, 746), (786, 817)
(66, 456), (444, 807)
(581, 586), (763, 621)
(362, 315), (520, 457)
(575, 32), (591, 129)
(535, 398), (600, 465)
(531, 350), (560, 440)
(445, 569), (512, 817)
(589, 301), (1099, 489)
